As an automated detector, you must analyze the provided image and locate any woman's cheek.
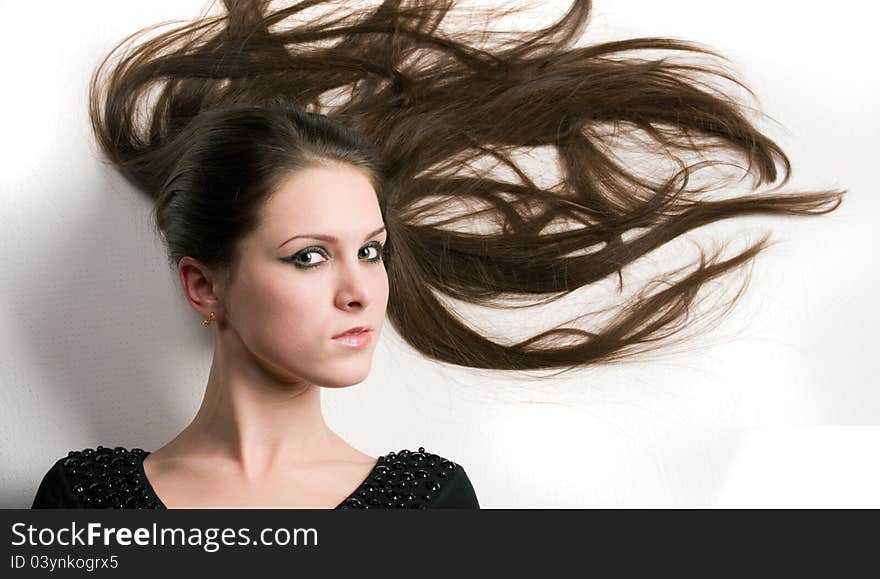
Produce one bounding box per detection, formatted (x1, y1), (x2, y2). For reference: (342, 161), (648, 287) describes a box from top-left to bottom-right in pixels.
(263, 290), (324, 347)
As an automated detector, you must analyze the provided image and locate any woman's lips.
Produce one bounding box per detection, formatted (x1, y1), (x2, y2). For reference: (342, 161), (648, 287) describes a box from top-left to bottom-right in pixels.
(332, 326), (371, 338)
(331, 329), (372, 349)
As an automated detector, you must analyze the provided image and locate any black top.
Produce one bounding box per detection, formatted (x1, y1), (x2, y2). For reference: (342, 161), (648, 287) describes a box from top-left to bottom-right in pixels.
(31, 445), (479, 509)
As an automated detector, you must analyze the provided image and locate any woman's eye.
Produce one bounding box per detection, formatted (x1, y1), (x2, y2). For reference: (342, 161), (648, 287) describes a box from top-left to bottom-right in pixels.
(294, 248), (328, 267)
(362, 244), (381, 260)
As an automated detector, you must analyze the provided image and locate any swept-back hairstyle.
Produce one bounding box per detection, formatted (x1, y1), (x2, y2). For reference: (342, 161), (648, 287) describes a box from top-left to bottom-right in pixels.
(88, 0), (846, 378)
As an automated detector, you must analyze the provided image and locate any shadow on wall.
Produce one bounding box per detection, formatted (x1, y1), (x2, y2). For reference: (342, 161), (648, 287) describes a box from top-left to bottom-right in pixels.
(6, 160), (210, 508)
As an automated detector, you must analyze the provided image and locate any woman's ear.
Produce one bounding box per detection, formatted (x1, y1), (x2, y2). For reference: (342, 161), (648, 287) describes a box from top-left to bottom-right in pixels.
(177, 256), (227, 322)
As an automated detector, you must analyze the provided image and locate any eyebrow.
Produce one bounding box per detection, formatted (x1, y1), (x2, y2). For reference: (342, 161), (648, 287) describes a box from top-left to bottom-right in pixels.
(279, 225), (387, 248)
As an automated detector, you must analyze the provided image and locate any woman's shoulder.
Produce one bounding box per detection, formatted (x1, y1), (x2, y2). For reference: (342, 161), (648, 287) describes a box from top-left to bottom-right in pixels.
(31, 445), (160, 509)
(341, 446), (480, 509)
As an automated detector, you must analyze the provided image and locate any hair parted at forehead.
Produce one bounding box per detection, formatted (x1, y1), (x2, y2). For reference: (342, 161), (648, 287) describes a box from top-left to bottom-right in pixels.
(88, 0), (846, 377)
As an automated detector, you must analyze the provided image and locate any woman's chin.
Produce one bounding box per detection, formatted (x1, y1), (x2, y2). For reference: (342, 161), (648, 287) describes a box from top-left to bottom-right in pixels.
(315, 365), (373, 389)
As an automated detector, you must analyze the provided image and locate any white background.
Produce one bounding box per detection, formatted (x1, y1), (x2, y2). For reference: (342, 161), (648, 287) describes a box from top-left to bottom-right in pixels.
(1, 0), (877, 508)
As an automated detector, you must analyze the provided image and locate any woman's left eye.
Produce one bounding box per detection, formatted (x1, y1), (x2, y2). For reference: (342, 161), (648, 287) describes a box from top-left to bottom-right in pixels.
(284, 241), (385, 269)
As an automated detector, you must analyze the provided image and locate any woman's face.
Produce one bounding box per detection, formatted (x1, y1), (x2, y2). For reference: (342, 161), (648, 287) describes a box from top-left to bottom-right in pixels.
(220, 162), (389, 388)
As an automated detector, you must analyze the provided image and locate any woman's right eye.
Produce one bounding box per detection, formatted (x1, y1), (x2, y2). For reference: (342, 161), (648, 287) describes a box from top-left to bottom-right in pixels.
(285, 247), (328, 268)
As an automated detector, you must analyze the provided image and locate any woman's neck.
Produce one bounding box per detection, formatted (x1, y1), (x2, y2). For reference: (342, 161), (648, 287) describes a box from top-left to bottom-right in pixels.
(158, 330), (346, 482)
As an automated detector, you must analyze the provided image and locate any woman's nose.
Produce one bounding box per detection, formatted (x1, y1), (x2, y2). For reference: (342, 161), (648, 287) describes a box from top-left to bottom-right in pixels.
(334, 258), (372, 308)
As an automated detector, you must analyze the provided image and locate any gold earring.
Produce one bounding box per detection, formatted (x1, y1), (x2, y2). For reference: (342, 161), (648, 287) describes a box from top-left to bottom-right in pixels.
(203, 312), (215, 326)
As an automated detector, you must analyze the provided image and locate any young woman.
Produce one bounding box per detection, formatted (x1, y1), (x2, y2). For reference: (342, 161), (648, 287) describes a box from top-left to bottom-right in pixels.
(31, 0), (845, 509)
(30, 107), (479, 508)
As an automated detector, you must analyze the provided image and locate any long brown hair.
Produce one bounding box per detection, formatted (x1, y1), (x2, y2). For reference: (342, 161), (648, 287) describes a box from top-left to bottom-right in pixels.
(88, 0), (846, 379)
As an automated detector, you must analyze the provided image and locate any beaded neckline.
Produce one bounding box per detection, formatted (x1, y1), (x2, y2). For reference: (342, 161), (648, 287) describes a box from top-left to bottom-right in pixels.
(62, 445), (458, 509)
(135, 450), (378, 509)
(135, 451), (167, 508)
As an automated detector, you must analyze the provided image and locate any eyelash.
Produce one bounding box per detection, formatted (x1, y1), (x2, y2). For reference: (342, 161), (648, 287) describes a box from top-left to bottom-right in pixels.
(283, 241), (386, 270)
